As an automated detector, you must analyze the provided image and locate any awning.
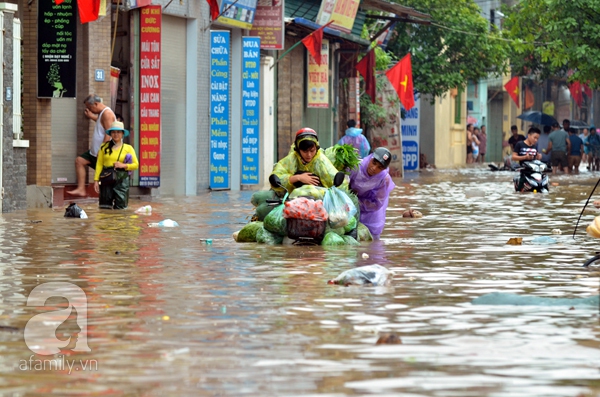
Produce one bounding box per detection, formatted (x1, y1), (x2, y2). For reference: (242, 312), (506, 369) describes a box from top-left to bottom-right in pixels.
(286, 17), (371, 48)
(360, 0), (431, 24)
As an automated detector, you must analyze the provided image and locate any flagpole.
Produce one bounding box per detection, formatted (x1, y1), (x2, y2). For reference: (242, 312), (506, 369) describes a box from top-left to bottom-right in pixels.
(269, 40), (304, 71)
(269, 20), (335, 70)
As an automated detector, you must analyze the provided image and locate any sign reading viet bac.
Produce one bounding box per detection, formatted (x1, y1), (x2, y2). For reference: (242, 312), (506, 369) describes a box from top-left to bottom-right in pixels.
(307, 39), (329, 108)
(210, 31), (231, 189)
(139, 5), (162, 187)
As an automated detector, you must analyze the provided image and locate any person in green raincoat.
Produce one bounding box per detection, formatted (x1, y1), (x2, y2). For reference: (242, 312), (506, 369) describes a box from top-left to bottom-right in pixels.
(270, 128), (340, 195)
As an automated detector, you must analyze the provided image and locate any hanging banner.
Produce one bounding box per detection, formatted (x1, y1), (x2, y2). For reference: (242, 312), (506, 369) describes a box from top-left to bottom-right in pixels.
(241, 37), (261, 185)
(210, 31), (231, 189)
(402, 93), (420, 170)
(348, 75), (360, 124)
(316, 0), (360, 34)
(38, 0), (77, 98)
(139, 5), (162, 187)
(307, 39), (329, 108)
(217, 0), (258, 29)
(370, 78), (403, 177)
(248, 0), (284, 50)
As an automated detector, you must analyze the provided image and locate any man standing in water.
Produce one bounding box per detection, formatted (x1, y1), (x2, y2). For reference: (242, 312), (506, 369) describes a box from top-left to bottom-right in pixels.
(349, 147), (396, 240)
(68, 94), (116, 196)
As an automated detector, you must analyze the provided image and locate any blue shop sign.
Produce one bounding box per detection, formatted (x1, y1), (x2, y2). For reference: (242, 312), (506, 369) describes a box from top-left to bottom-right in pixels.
(209, 31), (230, 189)
(241, 37), (260, 185)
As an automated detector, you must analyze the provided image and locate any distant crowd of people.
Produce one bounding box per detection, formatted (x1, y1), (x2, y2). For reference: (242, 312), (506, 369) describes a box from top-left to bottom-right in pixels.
(505, 118), (600, 174)
(466, 124), (487, 164)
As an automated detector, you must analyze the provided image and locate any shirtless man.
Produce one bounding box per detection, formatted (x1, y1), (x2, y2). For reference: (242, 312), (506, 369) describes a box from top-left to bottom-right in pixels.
(67, 94), (116, 196)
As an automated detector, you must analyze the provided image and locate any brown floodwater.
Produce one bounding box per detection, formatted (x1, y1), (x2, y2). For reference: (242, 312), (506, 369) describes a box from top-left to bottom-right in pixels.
(1, 167), (599, 396)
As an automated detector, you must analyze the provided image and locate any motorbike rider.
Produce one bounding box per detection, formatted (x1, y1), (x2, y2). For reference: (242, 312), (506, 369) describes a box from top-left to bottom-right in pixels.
(512, 127), (544, 191)
(349, 147), (396, 240)
(512, 126), (542, 166)
(270, 127), (341, 196)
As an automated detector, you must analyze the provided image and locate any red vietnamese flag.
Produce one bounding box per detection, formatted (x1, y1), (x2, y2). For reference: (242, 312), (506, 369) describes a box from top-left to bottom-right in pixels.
(55, 0), (64, 5)
(356, 49), (376, 104)
(504, 76), (520, 108)
(77, 0), (100, 23)
(569, 81), (583, 108)
(206, 0), (220, 21)
(302, 20), (334, 66)
(385, 53), (414, 111)
(583, 82), (592, 99)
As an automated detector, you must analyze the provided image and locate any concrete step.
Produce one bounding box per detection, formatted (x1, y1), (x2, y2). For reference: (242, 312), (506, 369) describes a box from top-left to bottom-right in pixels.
(53, 184), (98, 208)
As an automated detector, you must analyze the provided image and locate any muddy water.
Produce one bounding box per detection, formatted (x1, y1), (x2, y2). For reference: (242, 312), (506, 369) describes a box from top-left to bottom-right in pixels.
(0, 168), (599, 396)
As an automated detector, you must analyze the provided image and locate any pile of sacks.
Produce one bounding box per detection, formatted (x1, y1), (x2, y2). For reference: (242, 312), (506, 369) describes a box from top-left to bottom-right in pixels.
(234, 185), (372, 245)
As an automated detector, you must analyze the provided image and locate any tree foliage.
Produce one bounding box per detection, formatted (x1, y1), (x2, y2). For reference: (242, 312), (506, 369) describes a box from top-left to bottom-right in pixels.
(383, 0), (510, 98)
(503, 0), (600, 87)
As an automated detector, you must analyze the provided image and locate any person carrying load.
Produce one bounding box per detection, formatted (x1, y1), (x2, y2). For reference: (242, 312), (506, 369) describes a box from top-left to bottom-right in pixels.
(349, 147), (396, 240)
(270, 128), (341, 196)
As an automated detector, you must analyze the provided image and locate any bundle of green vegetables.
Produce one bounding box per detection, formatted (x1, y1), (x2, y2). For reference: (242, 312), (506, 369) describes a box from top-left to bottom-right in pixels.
(324, 144), (361, 173)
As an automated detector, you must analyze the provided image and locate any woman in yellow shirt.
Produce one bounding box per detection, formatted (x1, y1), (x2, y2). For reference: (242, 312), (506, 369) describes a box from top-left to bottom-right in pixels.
(94, 121), (139, 209)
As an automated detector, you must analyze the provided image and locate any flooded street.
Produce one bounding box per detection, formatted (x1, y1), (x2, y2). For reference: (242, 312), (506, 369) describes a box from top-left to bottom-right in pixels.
(1, 167), (599, 396)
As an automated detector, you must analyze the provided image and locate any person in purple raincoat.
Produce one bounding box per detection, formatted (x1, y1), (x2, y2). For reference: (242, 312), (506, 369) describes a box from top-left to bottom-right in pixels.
(349, 147), (396, 239)
(338, 119), (370, 158)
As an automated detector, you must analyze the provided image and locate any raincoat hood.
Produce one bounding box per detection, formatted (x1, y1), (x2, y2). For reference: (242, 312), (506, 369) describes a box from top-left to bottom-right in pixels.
(345, 127), (364, 138)
(295, 136), (320, 152)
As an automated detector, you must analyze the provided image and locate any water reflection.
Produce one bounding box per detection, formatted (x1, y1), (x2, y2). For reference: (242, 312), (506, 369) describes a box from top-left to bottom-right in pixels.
(0, 168), (598, 395)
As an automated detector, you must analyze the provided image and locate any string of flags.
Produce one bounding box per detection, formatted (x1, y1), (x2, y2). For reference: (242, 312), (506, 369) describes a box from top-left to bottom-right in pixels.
(504, 76), (592, 109)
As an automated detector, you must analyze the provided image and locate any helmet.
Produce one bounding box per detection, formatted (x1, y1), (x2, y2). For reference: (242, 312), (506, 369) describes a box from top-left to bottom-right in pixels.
(294, 128), (319, 152)
(372, 147), (392, 168)
(295, 127), (318, 142)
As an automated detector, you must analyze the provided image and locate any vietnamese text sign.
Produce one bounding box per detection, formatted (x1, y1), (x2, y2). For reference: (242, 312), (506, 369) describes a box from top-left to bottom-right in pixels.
(139, 5), (162, 187)
(307, 39), (329, 108)
(217, 0), (257, 30)
(401, 94), (420, 170)
(38, 0), (77, 98)
(241, 37), (261, 185)
(210, 31), (231, 189)
(316, 0), (360, 34)
(248, 0), (284, 50)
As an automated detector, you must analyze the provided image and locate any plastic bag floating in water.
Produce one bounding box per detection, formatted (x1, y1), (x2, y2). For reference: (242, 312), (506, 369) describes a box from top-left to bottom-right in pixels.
(530, 236), (557, 245)
(64, 203), (87, 219)
(328, 264), (392, 286)
(148, 219), (179, 228)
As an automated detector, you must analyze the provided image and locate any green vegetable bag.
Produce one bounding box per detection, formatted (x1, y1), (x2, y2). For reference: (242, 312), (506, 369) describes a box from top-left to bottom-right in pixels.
(236, 221), (263, 242)
(256, 226), (284, 245)
(356, 222), (373, 242)
(321, 231), (346, 246)
(263, 192), (288, 236)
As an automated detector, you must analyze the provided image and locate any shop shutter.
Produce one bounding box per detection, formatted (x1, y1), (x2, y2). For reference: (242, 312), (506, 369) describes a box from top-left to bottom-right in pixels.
(159, 15), (186, 195)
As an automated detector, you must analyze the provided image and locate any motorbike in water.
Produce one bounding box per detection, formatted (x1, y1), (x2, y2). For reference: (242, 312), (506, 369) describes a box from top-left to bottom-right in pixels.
(267, 172), (347, 245)
(513, 160), (549, 193)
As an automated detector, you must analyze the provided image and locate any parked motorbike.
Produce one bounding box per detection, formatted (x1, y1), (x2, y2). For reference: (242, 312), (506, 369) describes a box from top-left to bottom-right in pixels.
(513, 160), (549, 193)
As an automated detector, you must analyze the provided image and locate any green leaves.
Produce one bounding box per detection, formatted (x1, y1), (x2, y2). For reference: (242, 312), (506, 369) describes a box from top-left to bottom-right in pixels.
(381, 0), (510, 98)
(324, 144), (361, 173)
(504, 0), (600, 87)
